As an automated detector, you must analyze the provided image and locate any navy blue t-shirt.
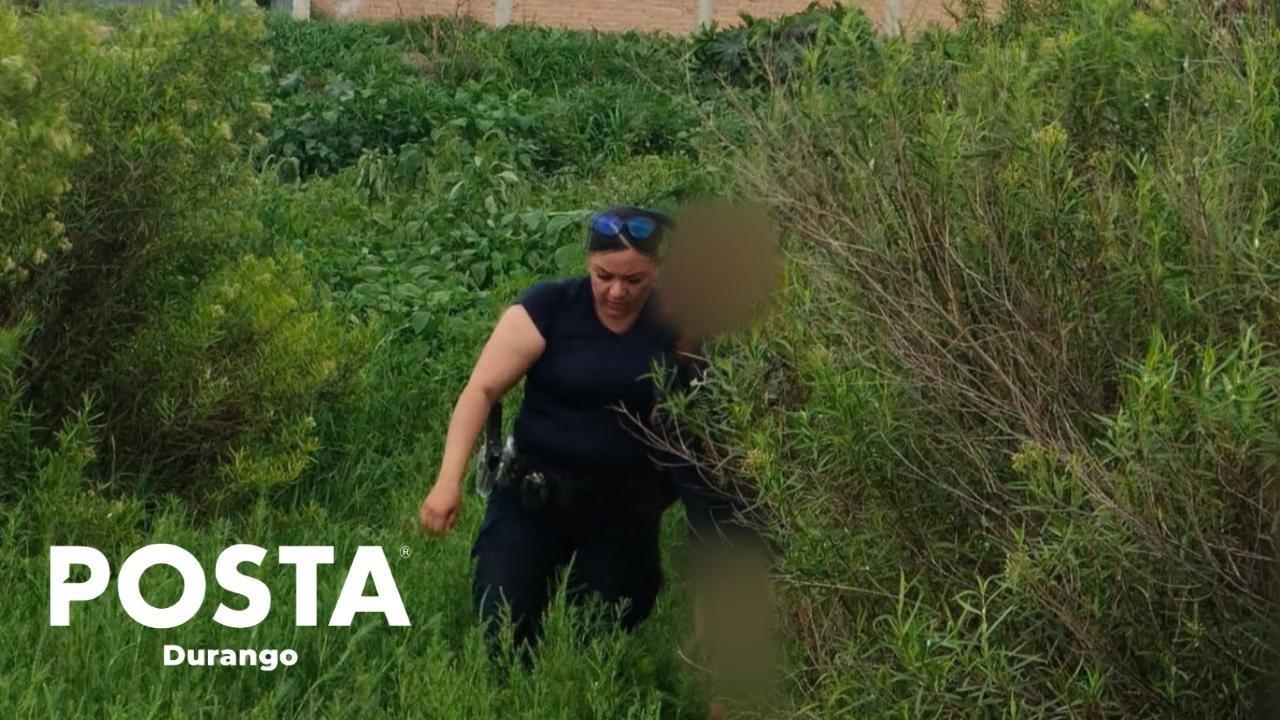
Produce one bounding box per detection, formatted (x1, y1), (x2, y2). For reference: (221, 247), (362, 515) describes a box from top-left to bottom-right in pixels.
(512, 275), (678, 474)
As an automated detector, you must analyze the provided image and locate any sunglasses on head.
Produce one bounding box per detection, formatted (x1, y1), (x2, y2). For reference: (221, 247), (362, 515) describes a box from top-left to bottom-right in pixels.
(590, 211), (668, 241)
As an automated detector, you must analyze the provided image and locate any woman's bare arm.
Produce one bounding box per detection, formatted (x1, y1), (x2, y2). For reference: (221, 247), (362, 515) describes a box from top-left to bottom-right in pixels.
(420, 304), (545, 535)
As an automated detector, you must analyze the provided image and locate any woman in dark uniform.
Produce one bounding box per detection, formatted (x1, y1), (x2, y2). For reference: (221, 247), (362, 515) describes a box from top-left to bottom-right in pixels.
(418, 205), (730, 648)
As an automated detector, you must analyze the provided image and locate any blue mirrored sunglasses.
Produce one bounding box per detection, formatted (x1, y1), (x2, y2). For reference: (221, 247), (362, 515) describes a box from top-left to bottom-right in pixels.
(590, 212), (660, 241)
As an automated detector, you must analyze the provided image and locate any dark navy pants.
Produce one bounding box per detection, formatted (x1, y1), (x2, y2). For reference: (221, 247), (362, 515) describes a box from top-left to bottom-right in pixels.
(471, 483), (663, 648)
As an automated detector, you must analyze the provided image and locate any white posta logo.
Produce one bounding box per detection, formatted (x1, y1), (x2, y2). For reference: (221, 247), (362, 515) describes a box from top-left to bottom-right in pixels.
(49, 544), (411, 628)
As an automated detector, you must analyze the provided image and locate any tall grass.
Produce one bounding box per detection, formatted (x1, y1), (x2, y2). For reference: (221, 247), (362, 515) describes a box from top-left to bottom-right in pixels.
(678, 0), (1280, 716)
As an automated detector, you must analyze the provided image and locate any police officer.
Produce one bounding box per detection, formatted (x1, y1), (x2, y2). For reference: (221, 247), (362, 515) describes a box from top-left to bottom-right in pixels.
(418, 205), (729, 648)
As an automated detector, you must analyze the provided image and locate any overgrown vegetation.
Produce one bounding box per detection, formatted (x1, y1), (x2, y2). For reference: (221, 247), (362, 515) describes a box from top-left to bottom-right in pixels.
(1, 3), (719, 716)
(682, 0), (1280, 716)
(2, 0), (1277, 717)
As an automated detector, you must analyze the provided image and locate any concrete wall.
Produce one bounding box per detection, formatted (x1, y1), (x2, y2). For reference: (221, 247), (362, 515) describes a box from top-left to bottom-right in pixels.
(309, 0), (980, 34)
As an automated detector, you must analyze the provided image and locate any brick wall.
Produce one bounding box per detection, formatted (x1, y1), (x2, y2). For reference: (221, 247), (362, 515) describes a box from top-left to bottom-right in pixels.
(713, 0), (871, 27)
(314, 0), (484, 22)
(310, 0), (986, 34)
(512, 0), (696, 35)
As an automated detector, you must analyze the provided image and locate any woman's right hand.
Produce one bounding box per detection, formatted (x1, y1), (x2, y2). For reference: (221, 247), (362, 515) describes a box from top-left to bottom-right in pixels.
(419, 479), (463, 536)
(419, 304), (545, 538)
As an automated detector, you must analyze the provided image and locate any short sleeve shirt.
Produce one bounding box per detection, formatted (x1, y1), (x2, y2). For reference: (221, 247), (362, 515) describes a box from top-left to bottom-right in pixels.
(512, 275), (679, 474)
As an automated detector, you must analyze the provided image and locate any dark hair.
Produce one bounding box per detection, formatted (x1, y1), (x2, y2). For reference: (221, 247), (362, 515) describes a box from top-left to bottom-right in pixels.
(586, 205), (675, 259)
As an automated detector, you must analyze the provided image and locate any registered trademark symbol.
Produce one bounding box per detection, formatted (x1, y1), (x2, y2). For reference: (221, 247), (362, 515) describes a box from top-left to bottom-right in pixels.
(399, 546), (412, 559)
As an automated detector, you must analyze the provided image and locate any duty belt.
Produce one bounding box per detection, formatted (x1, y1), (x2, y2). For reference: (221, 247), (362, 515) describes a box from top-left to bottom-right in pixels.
(477, 402), (676, 518)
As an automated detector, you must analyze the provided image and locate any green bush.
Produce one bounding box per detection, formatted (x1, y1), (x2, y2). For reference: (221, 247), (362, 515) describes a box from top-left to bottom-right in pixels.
(691, 2), (879, 89)
(679, 0), (1280, 716)
(259, 14), (706, 179)
(1, 4), (360, 510)
(6, 3), (269, 405)
(105, 253), (365, 509)
(0, 8), (90, 290)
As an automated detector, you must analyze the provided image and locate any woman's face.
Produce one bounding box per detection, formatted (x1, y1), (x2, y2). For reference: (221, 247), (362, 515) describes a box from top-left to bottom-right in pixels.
(587, 248), (658, 323)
